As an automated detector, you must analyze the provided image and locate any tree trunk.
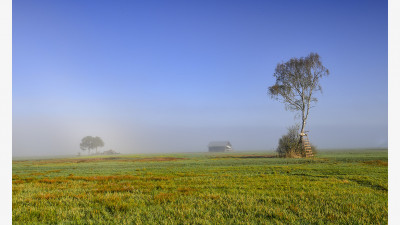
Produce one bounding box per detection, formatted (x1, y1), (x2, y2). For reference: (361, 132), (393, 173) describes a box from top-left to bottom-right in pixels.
(298, 98), (310, 156)
(300, 120), (306, 136)
(299, 98), (306, 147)
(298, 118), (306, 155)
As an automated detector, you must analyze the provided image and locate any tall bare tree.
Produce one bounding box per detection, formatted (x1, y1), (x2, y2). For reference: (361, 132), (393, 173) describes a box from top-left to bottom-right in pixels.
(268, 53), (329, 144)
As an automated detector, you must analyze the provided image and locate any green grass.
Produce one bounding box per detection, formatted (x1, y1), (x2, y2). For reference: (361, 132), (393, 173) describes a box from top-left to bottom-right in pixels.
(12, 149), (388, 224)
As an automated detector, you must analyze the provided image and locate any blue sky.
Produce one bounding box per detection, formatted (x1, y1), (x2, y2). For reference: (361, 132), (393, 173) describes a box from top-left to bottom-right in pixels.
(12, 0), (388, 156)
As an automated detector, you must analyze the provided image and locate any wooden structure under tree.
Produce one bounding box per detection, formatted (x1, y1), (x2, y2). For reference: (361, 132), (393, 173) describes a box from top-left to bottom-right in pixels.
(300, 132), (313, 157)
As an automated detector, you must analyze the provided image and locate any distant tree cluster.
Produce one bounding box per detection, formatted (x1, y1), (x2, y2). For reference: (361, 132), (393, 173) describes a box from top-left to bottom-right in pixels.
(80, 136), (104, 155)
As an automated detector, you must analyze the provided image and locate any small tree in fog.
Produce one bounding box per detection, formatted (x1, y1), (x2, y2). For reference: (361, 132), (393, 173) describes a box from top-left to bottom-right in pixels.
(93, 136), (104, 154)
(80, 136), (104, 155)
(268, 53), (329, 148)
(80, 136), (94, 155)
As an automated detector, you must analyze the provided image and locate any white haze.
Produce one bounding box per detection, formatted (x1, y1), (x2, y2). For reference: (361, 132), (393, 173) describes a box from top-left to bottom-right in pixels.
(12, 114), (387, 157)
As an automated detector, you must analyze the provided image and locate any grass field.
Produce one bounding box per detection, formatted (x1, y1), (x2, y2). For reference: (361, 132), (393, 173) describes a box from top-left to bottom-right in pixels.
(12, 149), (388, 224)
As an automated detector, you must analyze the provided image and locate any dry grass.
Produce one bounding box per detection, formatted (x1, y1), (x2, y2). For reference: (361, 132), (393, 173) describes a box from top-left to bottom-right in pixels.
(213, 154), (276, 159)
(203, 194), (221, 200)
(177, 187), (197, 195)
(34, 193), (60, 200)
(154, 193), (175, 203)
(137, 157), (187, 162)
(95, 184), (135, 193)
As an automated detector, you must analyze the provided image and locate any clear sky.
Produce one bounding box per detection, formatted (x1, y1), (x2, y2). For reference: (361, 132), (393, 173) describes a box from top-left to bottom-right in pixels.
(12, 0), (388, 156)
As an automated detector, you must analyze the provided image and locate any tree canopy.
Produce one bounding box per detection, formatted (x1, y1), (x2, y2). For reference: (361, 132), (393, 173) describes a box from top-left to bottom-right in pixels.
(80, 136), (105, 155)
(93, 136), (104, 154)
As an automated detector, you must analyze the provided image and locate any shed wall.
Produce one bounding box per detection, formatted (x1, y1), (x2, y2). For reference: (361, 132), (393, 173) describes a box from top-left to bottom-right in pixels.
(208, 146), (228, 152)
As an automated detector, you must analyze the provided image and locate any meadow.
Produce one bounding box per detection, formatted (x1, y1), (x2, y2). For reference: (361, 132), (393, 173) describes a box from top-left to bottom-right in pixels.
(12, 149), (388, 224)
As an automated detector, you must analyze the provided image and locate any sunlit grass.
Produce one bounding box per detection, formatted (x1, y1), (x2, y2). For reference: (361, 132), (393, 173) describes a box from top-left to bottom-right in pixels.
(12, 149), (387, 224)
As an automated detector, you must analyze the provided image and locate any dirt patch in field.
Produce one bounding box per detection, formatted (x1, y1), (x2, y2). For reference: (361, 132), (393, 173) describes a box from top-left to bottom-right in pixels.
(24, 157), (187, 165)
(136, 157), (185, 162)
(13, 174), (176, 184)
(363, 160), (388, 166)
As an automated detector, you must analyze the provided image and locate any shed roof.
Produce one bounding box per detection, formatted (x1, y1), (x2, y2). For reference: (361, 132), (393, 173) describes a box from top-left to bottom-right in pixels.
(208, 141), (231, 147)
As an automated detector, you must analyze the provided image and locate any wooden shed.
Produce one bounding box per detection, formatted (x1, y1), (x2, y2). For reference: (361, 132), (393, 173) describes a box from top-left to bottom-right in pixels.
(208, 141), (232, 152)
